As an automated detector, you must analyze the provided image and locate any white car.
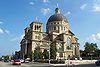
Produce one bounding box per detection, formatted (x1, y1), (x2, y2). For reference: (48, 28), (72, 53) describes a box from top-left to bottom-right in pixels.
(20, 59), (24, 63)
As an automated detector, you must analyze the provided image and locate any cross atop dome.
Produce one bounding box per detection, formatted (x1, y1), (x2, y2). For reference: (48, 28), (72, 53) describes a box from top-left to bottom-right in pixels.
(55, 3), (60, 14)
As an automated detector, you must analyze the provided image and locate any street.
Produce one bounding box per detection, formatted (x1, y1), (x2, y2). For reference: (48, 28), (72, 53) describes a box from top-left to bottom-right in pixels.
(0, 61), (100, 67)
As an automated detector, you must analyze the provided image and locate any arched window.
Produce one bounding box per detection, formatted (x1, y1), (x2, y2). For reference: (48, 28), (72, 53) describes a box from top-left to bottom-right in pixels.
(35, 25), (36, 30)
(64, 27), (65, 30)
(67, 37), (72, 49)
(54, 26), (56, 30)
(56, 26), (58, 30)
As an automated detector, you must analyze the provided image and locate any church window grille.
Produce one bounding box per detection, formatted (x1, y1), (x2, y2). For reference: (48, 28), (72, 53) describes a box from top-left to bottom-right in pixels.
(67, 37), (72, 49)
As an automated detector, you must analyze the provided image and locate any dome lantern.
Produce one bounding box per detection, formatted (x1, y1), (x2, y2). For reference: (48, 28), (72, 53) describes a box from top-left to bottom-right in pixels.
(55, 8), (60, 14)
(47, 8), (68, 23)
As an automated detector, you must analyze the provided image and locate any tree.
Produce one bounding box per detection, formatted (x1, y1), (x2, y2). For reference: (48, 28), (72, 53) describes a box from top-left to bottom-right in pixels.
(96, 49), (100, 57)
(4, 55), (9, 60)
(2, 55), (10, 60)
(42, 49), (49, 59)
(30, 51), (34, 61)
(34, 47), (43, 61)
(50, 41), (57, 59)
(11, 54), (16, 60)
(84, 42), (98, 57)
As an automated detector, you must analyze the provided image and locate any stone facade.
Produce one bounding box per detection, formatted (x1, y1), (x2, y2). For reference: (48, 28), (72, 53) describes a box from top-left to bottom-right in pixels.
(20, 8), (80, 60)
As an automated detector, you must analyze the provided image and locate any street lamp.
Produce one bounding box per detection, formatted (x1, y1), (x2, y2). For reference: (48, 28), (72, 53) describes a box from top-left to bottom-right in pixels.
(44, 33), (52, 65)
(45, 33), (51, 64)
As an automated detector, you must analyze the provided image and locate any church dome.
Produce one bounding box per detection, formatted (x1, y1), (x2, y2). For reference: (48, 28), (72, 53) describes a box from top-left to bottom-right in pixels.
(46, 8), (69, 34)
(47, 8), (66, 22)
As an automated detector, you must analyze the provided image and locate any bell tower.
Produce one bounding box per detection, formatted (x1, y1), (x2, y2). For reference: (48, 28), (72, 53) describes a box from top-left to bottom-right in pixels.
(30, 22), (43, 32)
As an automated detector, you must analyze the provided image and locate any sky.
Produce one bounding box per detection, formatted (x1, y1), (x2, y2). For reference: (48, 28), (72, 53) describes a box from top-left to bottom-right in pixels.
(0, 0), (100, 56)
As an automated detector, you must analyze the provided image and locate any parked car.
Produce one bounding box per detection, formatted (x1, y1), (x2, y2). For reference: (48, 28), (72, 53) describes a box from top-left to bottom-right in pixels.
(24, 60), (30, 63)
(78, 57), (82, 60)
(70, 57), (82, 60)
(13, 59), (21, 65)
(95, 60), (100, 66)
(4, 59), (9, 62)
(20, 59), (24, 63)
(24, 58), (30, 63)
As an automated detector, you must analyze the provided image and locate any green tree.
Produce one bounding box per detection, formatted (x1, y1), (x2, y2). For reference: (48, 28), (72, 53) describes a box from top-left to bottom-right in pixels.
(84, 42), (98, 56)
(42, 49), (49, 59)
(34, 47), (43, 61)
(95, 49), (100, 57)
(50, 41), (57, 59)
(11, 55), (16, 60)
(2, 55), (10, 60)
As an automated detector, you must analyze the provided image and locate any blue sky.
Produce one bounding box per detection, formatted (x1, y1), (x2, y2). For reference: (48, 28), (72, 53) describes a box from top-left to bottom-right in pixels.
(0, 0), (100, 56)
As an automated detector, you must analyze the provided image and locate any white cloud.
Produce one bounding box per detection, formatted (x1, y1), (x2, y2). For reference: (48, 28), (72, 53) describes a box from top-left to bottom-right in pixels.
(92, 0), (100, 12)
(80, 1), (100, 12)
(87, 32), (100, 42)
(0, 28), (10, 34)
(67, 11), (71, 15)
(93, 4), (100, 12)
(0, 21), (3, 24)
(64, 11), (71, 16)
(10, 34), (24, 42)
(29, 2), (34, 5)
(0, 28), (4, 34)
(5, 30), (10, 34)
(43, 0), (49, 3)
(10, 37), (19, 41)
(20, 34), (24, 39)
(41, 8), (50, 15)
(80, 4), (87, 10)
(0, 21), (9, 34)
(86, 33), (100, 48)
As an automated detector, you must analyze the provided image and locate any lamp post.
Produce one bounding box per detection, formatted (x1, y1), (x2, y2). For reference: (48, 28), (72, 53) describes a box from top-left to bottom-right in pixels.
(45, 33), (51, 65)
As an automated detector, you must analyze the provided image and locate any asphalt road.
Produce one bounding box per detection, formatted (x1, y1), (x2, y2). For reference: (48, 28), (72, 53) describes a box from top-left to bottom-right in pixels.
(0, 61), (100, 67)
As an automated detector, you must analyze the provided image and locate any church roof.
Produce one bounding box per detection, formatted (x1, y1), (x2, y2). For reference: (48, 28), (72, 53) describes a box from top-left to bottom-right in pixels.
(47, 8), (67, 22)
(47, 14), (66, 22)
(31, 21), (43, 24)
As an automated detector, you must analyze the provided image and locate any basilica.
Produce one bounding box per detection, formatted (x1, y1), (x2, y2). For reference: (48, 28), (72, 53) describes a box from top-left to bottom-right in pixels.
(20, 8), (80, 60)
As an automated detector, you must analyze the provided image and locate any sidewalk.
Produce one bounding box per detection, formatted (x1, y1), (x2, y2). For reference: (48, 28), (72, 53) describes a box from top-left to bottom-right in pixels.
(22, 62), (50, 66)
(65, 60), (97, 65)
(22, 60), (97, 67)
